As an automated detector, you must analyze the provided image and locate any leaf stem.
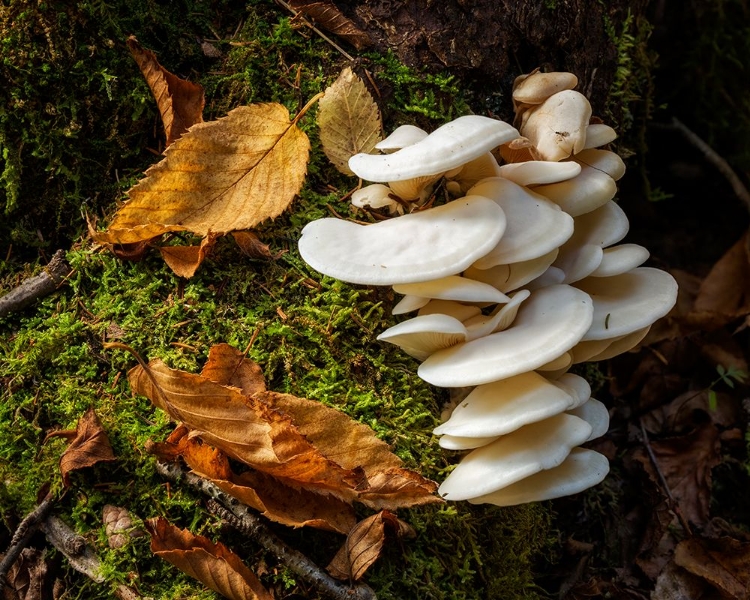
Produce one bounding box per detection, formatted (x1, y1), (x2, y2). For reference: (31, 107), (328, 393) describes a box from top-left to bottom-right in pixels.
(293, 92), (325, 125)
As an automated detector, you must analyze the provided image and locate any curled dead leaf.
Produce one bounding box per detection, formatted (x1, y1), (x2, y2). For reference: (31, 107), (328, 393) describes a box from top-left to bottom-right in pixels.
(147, 517), (272, 600)
(288, 1), (372, 49)
(159, 233), (218, 278)
(674, 536), (750, 599)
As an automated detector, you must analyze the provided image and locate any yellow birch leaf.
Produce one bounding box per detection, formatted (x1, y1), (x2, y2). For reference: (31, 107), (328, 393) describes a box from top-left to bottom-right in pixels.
(318, 67), (382, 176)
(93, 103), (310, 245)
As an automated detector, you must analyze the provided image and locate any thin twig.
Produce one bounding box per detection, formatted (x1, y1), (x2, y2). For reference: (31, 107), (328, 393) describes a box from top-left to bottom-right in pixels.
(155, 461), (377, 600)
(0, 250), (71, 318)
(639, 419), (694, 537)
(659, 117), (750, 213)
(0, 492), (56, 583)
(273, 0), (355, 61)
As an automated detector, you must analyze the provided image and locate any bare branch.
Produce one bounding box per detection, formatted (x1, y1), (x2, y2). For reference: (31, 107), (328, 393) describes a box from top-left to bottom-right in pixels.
(0, 250), (72, 318)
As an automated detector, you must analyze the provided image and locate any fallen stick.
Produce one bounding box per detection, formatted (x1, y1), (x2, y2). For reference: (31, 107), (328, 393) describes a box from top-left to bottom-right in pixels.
(0, 492), (56, 582)
(155, 461), (377, 600)
(0, 250), (72, 318)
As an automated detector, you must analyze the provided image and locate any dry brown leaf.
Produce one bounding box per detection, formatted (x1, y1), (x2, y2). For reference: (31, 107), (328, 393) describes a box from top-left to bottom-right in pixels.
(2, 548), (49, 600)
(200, 343), (267, 396)
(92, 103), (310, 245)
(327, 510), (414, 581)
(674, 536), (750, 599)
(159, 233), (218, 278)
(318, 67), (382, 176)
(128, 358), (364, 498)
(147, 517), (272, 600)
(45, 407), (116, 487)
(231, 231), (277, 260)
(149, 425), (357, 534)
(127, 36), (205, 147)
(289, 1), (372, 49)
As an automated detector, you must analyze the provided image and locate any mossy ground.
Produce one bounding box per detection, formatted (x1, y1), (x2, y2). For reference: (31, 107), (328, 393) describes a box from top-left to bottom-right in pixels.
(1, 1), (552, 598)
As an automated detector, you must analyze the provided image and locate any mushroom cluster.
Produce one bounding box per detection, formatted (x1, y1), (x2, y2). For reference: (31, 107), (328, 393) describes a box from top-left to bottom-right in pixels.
(298, 70), (678, 507)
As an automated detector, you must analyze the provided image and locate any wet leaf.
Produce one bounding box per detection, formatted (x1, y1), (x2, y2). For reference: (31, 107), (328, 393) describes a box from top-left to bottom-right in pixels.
(127, 36), (205, 147)
(289, 1), (372, 49)
(327, 510), (414, 581)
(46, 407), (116, 487)
(159, 233), (218, 278)
(93, 103), (310, 245)
(146, 517), (272, 600)
(318, 67), (382, 175)
(674, 536), (750, 599)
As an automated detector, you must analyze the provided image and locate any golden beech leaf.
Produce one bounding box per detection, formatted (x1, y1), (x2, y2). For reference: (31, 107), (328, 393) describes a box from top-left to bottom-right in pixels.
(127, 36), (205, 147)
(93, 103), (310, 245)
(45, 407), (116, 487)
(318, 67), (382, 176)
(149, 425), (357, 534)
(147, 517), (272, 600)
(327, 510), (415, 581)
(289, 1), (372, 50)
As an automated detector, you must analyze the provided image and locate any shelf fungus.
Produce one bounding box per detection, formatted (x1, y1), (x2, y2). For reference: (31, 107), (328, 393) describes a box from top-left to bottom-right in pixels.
(297, 68), (678, 508)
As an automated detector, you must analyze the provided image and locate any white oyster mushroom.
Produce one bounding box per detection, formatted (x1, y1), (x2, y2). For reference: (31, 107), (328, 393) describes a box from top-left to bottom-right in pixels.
(418, 300), (482, 322)
(392, 295), (430, 315)
(437, 413), (593, 501)
(513, 71), (579, 105)
(387, 174), (442, 202)
(533, 165), (617, 217)
(575, 148), (626, 181)
(298, 196), (506, 285)
(376, 314), (468, 361)
(554, 243), (604, 284)
(468, 448), (609, 507)
(496, 161), (581, 186)
(525, 266), (566, 290)
(374, 124), (428, 152)
(463, 290), (530, 339)
(351, 184), (398, 211)
(549, 373), (591, 408)
(468, 178), (574, 268)
(444, 152), (502, 196)
(586, 325), (652, 362)
(393, 275), (511, 305)
(434, 371), (580, 439)
(567, 398), (609, 441)
(570, 336), (621, 364)
(439, 434), (501, 450)
(418, 284), (594, 387)
(348, 115), (519, 182)
(464, 249), (559, 293)
(575, 267), (678, 341)
(537, 351), (573, 372)
(521, 90), (592, 161)
(589, 243), (650, 277)
(583, 123), (617, 149)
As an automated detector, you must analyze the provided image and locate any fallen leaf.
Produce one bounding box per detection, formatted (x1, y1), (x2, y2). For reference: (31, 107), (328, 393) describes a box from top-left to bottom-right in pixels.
(146, 517), (272, 600)
(200, 343), (267, 396)
(149, 425), (357, 534)
(2, 548), (49, 600)
(674, 536), (750, 599)
(127, 36), (205, 147)
(231, 231), (276, 260)
(327, 510), (414, 581)
(93, 103), (310, 245)
(289, 1), (372, 49)
(159, 233), (219, 278)
(318, 67), (382, 175)
(45, 407), (116, 487)
(652, 561), (712, 600)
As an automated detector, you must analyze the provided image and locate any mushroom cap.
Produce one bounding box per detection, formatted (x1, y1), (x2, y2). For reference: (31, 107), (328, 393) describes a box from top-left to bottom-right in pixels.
(393, 275), (511, 305)
(521, 90), (592, 161)
(418, 300), (482, 322)
(526, 265), (566, 290)
(298, 196), (507, 285)
(497, 161), (581, 186)
(468, 178), (574, 267)
(418, 284), (594, 387)
(387, 173), (442, 201)
(392, 295), (430, 315)
(437, 413), (593, 500)
(439, 433), (501, 450)
(575, 149), (626, 181)
(434, 370), (579, 438)
(533, 165), (617, 217)
(567, 398), (609, 441)
(537, 351), (573, 372)
(549, 373), (591, 408)
(513, 71), (579, 105)
(349, 115), (519, 182)
(468, 448), (609, 506)
(376, 313), (468, 361)
(583, 124), (617, 149)
(553, 243), (604, 284)
(374, 124), (428, 151)
(464, 249), (559, 293)
(445, 152), (502, 194)
(587, 325), (651, 361)
(576, 267), (678, 341)
(589, 243), (649, 277)
(351, 184), (398, 210)
(463, 289), (530, 340)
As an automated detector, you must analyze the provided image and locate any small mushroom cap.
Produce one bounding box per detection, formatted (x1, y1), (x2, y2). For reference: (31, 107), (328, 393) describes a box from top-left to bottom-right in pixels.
(351, 184), (398, 210)
(468, 448), (609, 506)
(567, 398), (609, 441)
(418, 300), (482, 322)
(526, 265), (566, 290)
(521, 90), (592, 161)
(387, 173), (441, 201)
(464, 289), (530, 340)
(497, 160), (581, 186)
(553, 243), (604, 284)
(570, 336), (619, 364)
(439, 433), (501, 450)
(533, 165), (617, 217)
(589, 243), (649, 277)
(575, 149), (626, 181)
(376, 313), (468, 361)
(392, 295), (430, 315)
(583, 124), (617, 149)
(537, 351), (573, 372)
(468, 178), (574, 267)
(434, 371), (579, 438)
(464, 249), (558, 293)
(298, 196), (506, 285)
(374, 124), (428, 151)
(445, 152), (502, 195)
(513, 71), (579, 105)
(437, 413), (593, 500)
(349, 115), (519, 182)
(576, 267), (678, 341)
(393, 275), (511, 305)
(418, 284), (594, 387)
(549, 373), (591, 408)
(587, 325), (651, 362)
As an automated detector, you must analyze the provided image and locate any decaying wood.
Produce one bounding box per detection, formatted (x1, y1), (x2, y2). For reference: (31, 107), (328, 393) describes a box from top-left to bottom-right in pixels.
(0, 250), (71, 318)
(0, 492), (56, 583)
(155, 460), (378, 600)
